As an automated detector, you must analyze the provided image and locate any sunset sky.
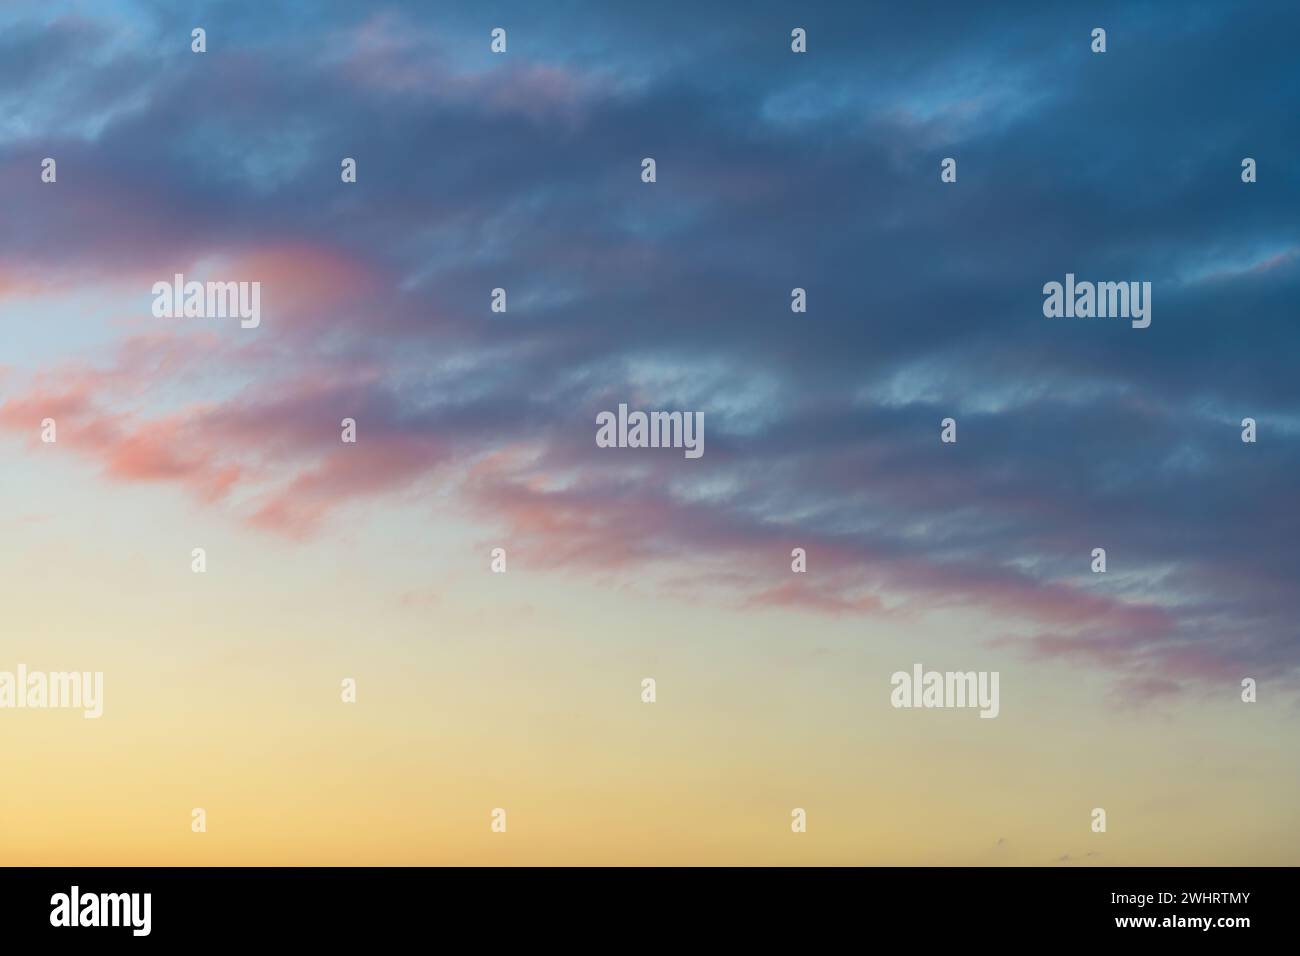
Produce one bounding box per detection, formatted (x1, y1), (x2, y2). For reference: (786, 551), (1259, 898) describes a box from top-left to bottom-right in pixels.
(2, 0), (1297, 865)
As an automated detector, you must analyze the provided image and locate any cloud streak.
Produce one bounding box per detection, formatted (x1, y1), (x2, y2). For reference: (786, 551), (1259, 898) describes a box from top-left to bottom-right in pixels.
(1, 0), (1297, 696)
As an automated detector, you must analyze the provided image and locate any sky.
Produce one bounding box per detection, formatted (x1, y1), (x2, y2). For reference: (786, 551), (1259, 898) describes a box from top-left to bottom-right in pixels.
(1, 0), (1297, 865)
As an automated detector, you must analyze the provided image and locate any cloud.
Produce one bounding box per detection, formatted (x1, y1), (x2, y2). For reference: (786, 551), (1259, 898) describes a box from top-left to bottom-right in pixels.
(1, 0), (1297, 695)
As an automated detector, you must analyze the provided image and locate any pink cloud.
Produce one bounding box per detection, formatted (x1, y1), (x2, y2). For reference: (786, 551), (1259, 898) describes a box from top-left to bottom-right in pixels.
(743, 580), (883, 615)
(340, 12), (605, 124)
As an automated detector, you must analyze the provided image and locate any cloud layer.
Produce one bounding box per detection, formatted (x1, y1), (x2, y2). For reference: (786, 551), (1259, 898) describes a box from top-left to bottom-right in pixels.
(2, 1), (1297, 696)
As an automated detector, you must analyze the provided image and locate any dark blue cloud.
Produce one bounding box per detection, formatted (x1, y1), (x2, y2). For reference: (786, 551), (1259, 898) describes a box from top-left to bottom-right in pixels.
(2, 0), (1297, 691)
